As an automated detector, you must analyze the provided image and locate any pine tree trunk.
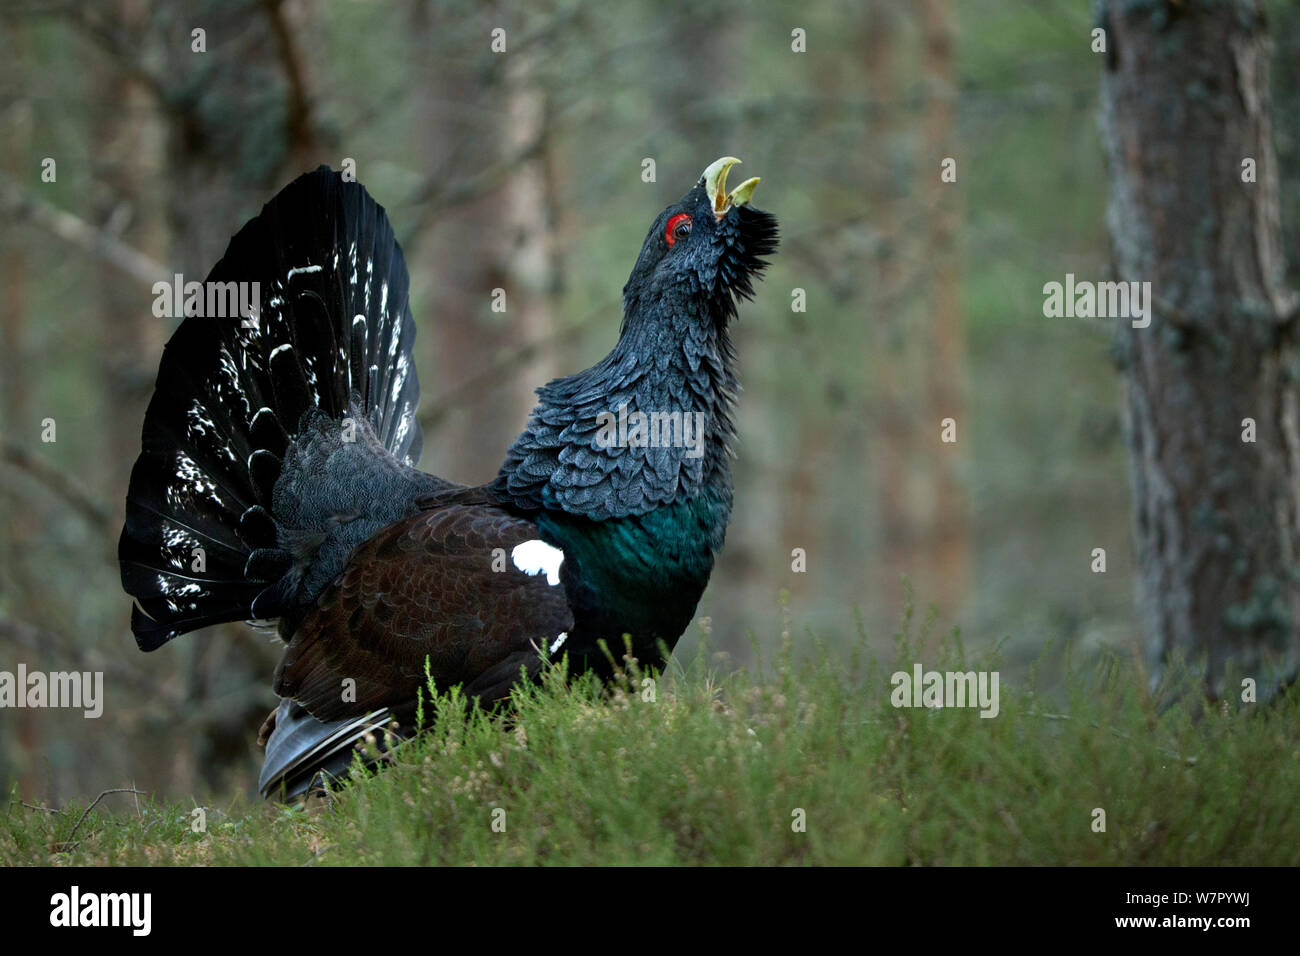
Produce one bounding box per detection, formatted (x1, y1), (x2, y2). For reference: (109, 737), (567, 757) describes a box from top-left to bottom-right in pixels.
(1100, 0), (1299, 699)
(865, 4), (916, 611)
(920, 0), (969, 614)
(2, 38), (38, 797)
(501, 51), (560, 426)
(409, 0), (522, 484)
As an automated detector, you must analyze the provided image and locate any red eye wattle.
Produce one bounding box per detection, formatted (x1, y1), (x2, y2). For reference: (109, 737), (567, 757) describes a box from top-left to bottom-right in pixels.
(665, 213), (692, 247)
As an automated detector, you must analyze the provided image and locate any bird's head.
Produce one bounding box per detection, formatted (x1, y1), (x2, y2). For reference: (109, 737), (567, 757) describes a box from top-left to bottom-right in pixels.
(620, 157), (779, 329)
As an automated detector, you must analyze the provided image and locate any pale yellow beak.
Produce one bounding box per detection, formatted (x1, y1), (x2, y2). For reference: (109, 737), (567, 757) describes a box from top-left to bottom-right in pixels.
(701, 156), (761, 218)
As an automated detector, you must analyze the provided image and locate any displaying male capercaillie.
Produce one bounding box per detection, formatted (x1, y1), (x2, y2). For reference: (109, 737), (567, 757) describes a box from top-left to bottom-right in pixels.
(119, 158), (778, 798)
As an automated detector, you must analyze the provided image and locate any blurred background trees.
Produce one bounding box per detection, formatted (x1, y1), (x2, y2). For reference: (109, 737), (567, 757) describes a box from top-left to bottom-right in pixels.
(0, 0), (1294, 803)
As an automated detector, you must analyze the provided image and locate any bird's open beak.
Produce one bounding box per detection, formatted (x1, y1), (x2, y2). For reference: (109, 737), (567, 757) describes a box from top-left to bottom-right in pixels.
(702, 156), (761, 219)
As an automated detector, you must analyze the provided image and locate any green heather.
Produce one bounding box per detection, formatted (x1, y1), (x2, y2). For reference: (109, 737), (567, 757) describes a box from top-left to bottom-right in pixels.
(4, 601), (1297, 866)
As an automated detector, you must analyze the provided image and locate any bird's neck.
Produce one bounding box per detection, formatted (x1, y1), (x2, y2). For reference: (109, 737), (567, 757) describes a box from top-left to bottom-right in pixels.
(490, 309), (739, 667)
(493, 306), (739, 520)
(602, 309), (738, 477)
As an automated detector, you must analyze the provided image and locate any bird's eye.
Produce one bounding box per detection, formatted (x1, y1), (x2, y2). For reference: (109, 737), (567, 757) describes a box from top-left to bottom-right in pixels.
(665, 213), (692, 247)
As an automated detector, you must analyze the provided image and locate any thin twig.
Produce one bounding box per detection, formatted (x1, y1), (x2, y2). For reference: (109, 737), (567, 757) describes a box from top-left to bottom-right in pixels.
(1024, 710), (1197, 765)
(0, 182), (169, 288)
(67, 788), (145, 843)
(418, 304), (612, 431)
(0, 437), (115, 535)
(6, 1), (177, 109)
(403, 132), (550, 253)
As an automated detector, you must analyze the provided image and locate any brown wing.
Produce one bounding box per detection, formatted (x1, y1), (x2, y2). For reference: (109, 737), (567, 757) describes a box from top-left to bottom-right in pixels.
(274, 504), (572, 721)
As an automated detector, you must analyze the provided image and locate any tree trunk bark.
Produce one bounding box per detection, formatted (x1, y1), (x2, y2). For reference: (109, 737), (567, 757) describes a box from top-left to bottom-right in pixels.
(1100, 0), (1299, 699)
(409, 0), (528, 485)
(2, 32), (38, 798)
(501, 51), (560, 425)
(920, 0), (969, 615)
(866, 3), (913, 602)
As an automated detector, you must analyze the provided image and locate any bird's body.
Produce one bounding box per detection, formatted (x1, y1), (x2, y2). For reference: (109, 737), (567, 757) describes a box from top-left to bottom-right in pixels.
(119, 159), (776, 797)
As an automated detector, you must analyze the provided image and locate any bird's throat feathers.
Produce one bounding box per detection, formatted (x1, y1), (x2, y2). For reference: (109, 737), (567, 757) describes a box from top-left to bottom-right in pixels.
(492, 310), (738, 523)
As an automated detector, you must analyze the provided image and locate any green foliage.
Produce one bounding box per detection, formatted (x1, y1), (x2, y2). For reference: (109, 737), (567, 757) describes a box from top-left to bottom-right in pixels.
(4, 610), (1296, 866)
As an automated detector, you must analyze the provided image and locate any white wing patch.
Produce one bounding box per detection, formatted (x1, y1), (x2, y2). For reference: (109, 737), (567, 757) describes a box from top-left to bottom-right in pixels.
(549, 632), (568, 653)
(511, 539), (564, 586)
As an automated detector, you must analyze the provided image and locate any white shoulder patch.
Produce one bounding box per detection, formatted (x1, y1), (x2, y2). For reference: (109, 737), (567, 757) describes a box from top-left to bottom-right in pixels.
(511, 539), (564, 586)
(549, 632), (568, 654)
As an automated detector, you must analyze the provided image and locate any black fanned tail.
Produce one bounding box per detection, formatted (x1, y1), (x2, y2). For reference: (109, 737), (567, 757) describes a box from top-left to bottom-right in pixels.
(119, 167), (426, 651)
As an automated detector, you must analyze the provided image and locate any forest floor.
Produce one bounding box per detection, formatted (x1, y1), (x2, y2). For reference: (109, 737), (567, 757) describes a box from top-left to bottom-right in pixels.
(3, 607), (1296, 866)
